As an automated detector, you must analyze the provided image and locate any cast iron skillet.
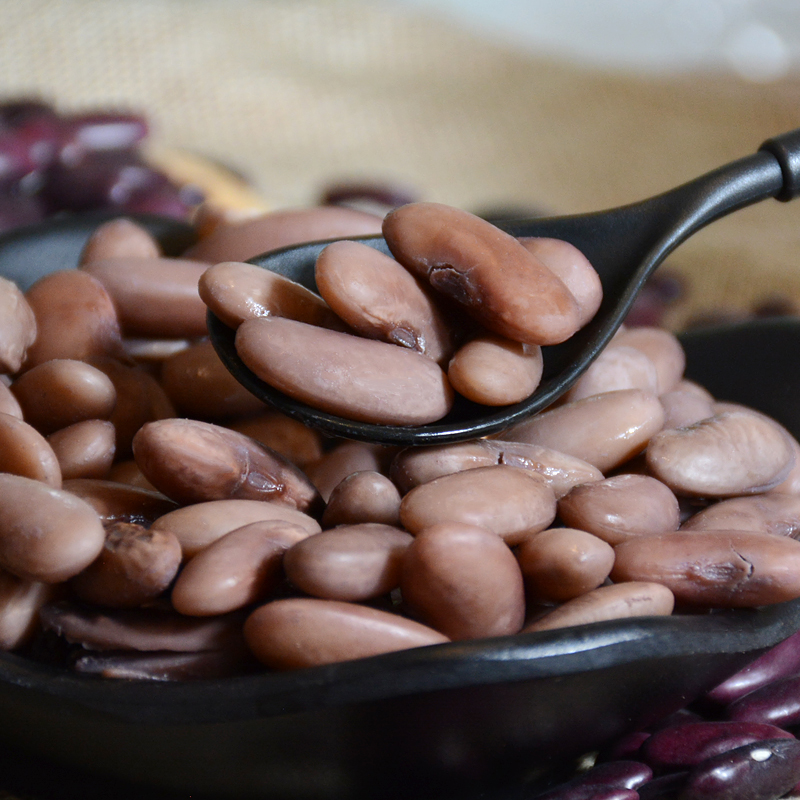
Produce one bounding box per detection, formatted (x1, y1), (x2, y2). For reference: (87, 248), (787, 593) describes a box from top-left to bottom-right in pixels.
(1, 217), (800, 800)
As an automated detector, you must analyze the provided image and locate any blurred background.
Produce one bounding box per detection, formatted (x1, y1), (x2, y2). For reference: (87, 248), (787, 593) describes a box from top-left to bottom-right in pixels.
(1, 0), (800, 327)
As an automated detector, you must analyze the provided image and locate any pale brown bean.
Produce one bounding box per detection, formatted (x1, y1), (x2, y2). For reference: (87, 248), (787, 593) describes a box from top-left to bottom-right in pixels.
(47, 419), (116, 480)
(243, 597), (448, 669)
(122, 337), (191, 365)
(132, 418), (320, 511)
(160, 338), (265, 421)
(70, 521), (182, 608)
(681, 494), (800, 538)
(79, 218), (160, 264)
(226, 412), (324, 468)
(11, 359), (117, 435)
(674, 378), (716, 403)
(516, 528), (615, 602)
(772, 438), (800, 495)
(502, 389), (665, 473)
(235, 317), (454, 426)
(400, 521), (525, 640)
(518, 237), (602, 327)
(0, 382), (22, 419)
(63, 479), (179, 527)
(558, 474), (681, 545)
(185, 206), (384, 264)
(149, 498), (321, 558)
(82, 257), (209, 339)
(321, 471), (402, 527)
(0, 412), (61, 487)
(660, 387), (715, 430)
(447, 334), (543, 405)
(612, 530), (800, 607)
(0, 276), (36, 374)
(305, 441), (386, 502)
(522, 582), (675, 633)
(106, 460), (156, 491)
(383, 203), (581, 345)
(646, 409), (795, 496)
(24, 270), (123, 367)
(399, 464), (556, 545)
(172, 520), (310, 616)
(0, 570), (56, 650)
(315, 240), (458, 364)
(0, 474), (105, 583)
(612, 327), (686, 395)
(564, 345), (658, 402)
(199, 261), (346, 331)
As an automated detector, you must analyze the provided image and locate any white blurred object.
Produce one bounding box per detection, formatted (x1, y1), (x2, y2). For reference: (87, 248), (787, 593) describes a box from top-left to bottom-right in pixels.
(387, 0), (800, 79)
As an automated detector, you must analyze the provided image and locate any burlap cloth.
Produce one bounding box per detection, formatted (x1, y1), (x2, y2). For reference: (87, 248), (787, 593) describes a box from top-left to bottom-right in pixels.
(1, 0), (800, 795)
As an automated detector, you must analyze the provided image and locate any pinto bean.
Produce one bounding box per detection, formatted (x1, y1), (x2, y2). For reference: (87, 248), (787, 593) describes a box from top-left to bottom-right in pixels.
(235, 316), (454, 426)
(659, 388), (715, 430)
(10, 359), (117, 435)
(769, 436), (800, 495)
(226, 412), (324, 468)
(78, 217), (160, 264)
(321, 471), (402, 527)
(646, 410), (795, 497)
(0, 412), (62, 487)
(243, 597), (448, 669)
(681, 494), (800, 537)
(558, 475), (681, 546)
(564, 345), (658, 403)
(0, 569), (56, 650)
(47, 419), (116, 480)
(106, 460), (156, 491)
(611, 327), (685, 395)
(132, 418), (320, 512)
(305, 441), (385, 502)
(0, 382), (22, 419)
(63, 479), (178, 527)
(611, 530), (800, 607)
(399, 464), (556, 545)
(383, 202), (581, 345)
(0, 276), (36, 374)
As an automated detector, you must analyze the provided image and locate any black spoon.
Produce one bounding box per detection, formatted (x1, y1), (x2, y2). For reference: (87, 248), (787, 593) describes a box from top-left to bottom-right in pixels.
(207, 129), (800, 446)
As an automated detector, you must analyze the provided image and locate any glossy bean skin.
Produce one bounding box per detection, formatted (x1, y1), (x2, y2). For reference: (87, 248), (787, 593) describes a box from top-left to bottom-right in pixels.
(516, 528), (615, 602)
(132, 418), (320, 511)
(399, 465), (556, 545)
(400, 522), (525, 640)
(558, 474), (681, 545)
(612, 531), (800, 607)
(611, 327), (686, 395)
(171, 520), (310, 616)
(284, 524), (413, 602)
(226, 412), (324, 468)
(0, 474), (105, 583)
(502, 389), (665, 473)
(47, 419), (116, 480)
(63, 479), (178, 527)
(236, 316), (454, 426)
(522, 582), (674, 633)
(0, 276), (36, 374)
(726, 674), (800, 728)
(660, 388), (715, 431)
(321, 471), (402, 527)
(78, 217), (161, 264)
(0, 382), (22, 419)
(447, 334), (543, 405)
(0, 569), (56, 650)
(565, 346), (658, 403)
(243, 597), (448, 670)
(24, 270), (123, 367)
(646, 410), (795, 497)
(70, 521), (182, 608)
(681, 494), (800, 538)
(82, 256), (210, 338)
(305, 441), (385, 502)
(11, 359), (117, 435)
(534, 761), (652, 800)
(771, 437), (800, 495)
(0, 412), (62, 487)
(383, 203), (581, 345)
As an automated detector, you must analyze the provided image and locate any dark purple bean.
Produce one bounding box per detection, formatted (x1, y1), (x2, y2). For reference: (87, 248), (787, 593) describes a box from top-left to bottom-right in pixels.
(0, 98), (56, 127)
(726, 674), (800, 728)
(320, 181), (418, 211)
(706, 629), (800, 705)
(533, 762), (652, 799)
(638, 772), (690, 800)
(679, 738), (800, 800)
(59, 112), (148, 161)
(641, 721), (794, 773)
(648, 708), (705, 732)
(120, 184), (195, 219)
(0, 190), (45, 232)
(0, 130), (37, 181)
(597, 731), (651, 762)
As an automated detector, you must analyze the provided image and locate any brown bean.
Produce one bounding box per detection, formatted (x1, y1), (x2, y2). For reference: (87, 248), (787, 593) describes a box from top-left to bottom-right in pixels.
(612, 327), (686, 395)
(315, 240), (457, 363)
(284, 523), (412, 601)
(160, 338), (265, 421)
(172, 520), (310, 616)
(24, 270), (123, 367)
(383, 203), (581, 345)
(0, 276), (36, 374)
(447, 334), (543, 405)
(0, 570), (56, 650)
(321, 471), (402, 527)
(236, 316), (454, 426)
(149, 498), (321, 557)
(612, 530), (800, 607)
(122, 337), (191, 365)
(772, 437), (800, 495)
(681, 494), (800, 538)
(243, 597), (448, 669)
(0, 382), (22, 419)
(199, 260), (346, 331)
(79, 218), (160, 264)
(400, 521), (525, 640)
(0, 474), (105, 582)
(522, 582), (675, 632)
(63, 479), (179, 527)
(564, 345), (658, 402)
(11, 359), (117, 434)
(226, 412), (324, 468)
(389, 441), (497, 494)
(660, 387), (715, 430)
(70, 521), (182, 608)
(502, 389), (665, 473)
(305, 441), (385, 501)
(0, 412), (62, 487)
(106, 460), (156, 491)
(516, 528), (615, 602)
(558, 474), (681, 545)
(399, 464), (556, 545)
(47, 419), (116, 480)
(646, 409), (795, 496)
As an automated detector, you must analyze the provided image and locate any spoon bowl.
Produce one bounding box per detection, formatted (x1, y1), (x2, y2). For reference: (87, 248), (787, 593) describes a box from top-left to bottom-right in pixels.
(208, 129), (800, 446)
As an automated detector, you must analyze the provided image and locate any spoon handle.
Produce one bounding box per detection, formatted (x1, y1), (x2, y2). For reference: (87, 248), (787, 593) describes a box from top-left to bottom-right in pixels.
(759, 129), (800, 201)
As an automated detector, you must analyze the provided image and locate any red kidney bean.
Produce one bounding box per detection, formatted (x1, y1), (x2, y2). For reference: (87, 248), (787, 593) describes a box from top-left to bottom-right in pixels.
(726, 674), (800, 728)
(533, 761), (652, 800)
(637, 772), (690, 800)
